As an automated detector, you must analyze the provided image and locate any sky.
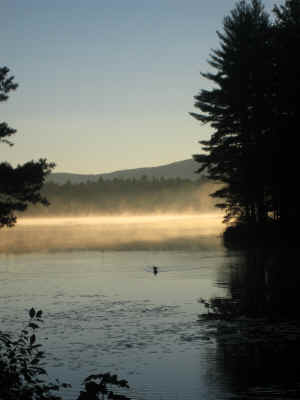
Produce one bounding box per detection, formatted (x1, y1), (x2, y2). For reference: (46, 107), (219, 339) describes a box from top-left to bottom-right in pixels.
(1, 0), (280, 174)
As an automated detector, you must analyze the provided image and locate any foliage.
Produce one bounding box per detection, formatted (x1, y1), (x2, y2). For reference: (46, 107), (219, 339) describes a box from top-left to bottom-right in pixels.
(24, 177), (212, 216)
(0, 309), (132, 400)
(272, 0), (300, 235)
(190, 0), (294, 226)
(0, 307), (69, 400)
(199, 297), (242, 321)
(77, 373), (131, 400)
(222, 218), (280, 249)
(0, 66), (18, 146)
(0, 66), (55, 228)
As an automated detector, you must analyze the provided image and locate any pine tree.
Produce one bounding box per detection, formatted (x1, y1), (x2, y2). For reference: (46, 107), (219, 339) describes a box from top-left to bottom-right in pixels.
(272, 0), (300, 228)
(190, 0), (274, 224)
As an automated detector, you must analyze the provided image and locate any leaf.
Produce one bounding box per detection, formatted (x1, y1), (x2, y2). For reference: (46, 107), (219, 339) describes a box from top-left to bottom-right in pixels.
(31, 344), (42, 349)
(30, 334), (36, 345)
(29, 308), (36, 319)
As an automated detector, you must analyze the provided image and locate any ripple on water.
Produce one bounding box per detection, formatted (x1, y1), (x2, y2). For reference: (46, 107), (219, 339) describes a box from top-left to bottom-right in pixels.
(0, 247), (231, 400)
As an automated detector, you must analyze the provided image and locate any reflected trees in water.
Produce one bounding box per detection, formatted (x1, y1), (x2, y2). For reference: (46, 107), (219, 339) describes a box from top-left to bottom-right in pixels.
(201, 248), (300, 398)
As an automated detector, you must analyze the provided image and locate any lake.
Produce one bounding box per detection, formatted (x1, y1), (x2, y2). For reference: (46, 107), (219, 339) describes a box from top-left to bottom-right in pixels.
(0, 214), (293, 399)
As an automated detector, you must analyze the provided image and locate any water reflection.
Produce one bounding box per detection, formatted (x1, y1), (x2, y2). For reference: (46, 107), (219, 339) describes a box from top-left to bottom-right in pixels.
(2, 217), (297, 399)
(213, 247), (300, 398)
(225, 248), (299, 320)
(216, 338), (300, 398)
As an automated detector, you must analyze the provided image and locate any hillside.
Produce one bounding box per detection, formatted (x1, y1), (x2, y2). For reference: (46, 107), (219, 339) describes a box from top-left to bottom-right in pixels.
(46, 159), (204, 184)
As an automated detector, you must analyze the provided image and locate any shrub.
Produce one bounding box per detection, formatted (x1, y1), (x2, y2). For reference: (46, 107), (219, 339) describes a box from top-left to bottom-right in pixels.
(0, 308), (132, 400)
(0, 307), (68, 400)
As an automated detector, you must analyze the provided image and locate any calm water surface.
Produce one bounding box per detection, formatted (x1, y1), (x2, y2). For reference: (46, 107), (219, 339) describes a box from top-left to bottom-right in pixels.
(0, 215), (240, 399)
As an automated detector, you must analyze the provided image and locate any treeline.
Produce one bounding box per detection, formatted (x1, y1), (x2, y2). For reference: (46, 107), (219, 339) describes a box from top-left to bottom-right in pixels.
(25, 176), (214, 216)
(191, 0), (296, 240)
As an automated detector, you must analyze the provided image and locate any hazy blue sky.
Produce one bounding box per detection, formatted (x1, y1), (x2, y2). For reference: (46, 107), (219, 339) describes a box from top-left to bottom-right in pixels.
(2, 0), (279, 173)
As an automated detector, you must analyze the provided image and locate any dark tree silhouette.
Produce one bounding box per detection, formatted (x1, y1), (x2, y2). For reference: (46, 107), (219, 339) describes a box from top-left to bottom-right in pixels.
(272, 0), (299, 231)
(190, 0), (278, 226)
(0, 66), (55, 227)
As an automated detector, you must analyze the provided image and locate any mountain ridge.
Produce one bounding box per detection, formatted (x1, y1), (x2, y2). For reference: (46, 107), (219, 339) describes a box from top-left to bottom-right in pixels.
(46, 159), (204, 184)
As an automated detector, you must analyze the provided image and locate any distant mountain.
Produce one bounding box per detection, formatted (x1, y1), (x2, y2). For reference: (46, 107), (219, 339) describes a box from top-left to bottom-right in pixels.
(46, 159), (204, 185)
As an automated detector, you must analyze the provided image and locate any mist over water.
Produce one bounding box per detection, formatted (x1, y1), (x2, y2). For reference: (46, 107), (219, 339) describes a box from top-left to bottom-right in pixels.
(0, 213), (224, 253)
(0, 203), (234, 399)
(0, 189), (227, 399)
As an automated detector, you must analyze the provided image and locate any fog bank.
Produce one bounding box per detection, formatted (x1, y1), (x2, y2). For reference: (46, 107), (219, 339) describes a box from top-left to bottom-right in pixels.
(0, 213), (224, 253)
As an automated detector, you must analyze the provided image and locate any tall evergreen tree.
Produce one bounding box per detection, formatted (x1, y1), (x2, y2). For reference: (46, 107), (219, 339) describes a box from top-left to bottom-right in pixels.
(0, 66), (55, 227)
(190, 0), (274, 224)
(272, 0), (300, 227)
